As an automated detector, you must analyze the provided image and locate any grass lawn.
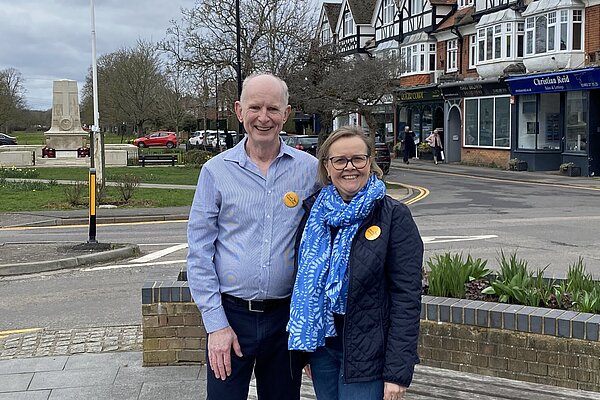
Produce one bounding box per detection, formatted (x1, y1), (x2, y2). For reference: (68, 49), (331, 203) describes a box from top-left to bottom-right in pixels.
(15, 166), (201, 185)
(13, 131), (137, 145)
(0, 180), (194, 212)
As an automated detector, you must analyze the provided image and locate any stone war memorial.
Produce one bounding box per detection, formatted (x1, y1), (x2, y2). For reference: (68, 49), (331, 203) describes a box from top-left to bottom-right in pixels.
(0, 79), (135, 167)
(43, 79), (89, 158)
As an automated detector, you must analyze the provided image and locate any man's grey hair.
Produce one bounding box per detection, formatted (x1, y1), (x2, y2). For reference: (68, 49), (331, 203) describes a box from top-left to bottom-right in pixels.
(240, 73), (289, 106)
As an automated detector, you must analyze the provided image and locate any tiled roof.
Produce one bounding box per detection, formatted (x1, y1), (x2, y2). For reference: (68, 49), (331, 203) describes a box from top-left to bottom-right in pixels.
(347, 0), (377, 25)
(436, 6), (474, 32)
(323, 2), (342, 27)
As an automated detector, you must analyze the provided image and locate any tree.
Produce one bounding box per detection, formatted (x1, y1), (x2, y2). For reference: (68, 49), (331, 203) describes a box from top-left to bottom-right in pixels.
(81, 40), (167, 136)
(0, 68), (27, 132)
(161, 0), (317, 84)
(288, 44), (399, 142)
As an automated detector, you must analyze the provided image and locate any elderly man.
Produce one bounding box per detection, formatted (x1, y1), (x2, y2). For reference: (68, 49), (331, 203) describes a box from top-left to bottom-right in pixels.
(187, 73), (319, 400)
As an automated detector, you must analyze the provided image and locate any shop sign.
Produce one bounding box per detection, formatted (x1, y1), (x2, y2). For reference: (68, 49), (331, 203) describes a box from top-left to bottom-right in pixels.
(441, 81), (509, 99)
(506, 67), (600, 95)
(398, 89), (442, 102)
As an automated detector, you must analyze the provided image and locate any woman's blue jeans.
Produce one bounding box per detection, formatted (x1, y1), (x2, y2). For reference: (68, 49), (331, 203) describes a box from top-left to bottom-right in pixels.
(309, 346), (383, 400)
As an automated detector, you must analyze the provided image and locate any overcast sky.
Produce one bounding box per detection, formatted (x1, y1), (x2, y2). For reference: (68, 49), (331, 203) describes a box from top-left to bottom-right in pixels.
(0, 0), (189, 110)
(0, 0), (329, 111)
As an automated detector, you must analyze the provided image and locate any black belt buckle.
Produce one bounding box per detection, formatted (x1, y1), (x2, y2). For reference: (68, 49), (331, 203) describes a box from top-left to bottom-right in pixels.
(248, 300), (265, 313)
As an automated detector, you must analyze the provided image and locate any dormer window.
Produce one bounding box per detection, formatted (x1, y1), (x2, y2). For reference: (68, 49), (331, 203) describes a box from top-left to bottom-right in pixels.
(411, 0), (423, 14)
(321, 21), (331, 45)
(383, 0), (395, 25)
(343, 11), (354, 36)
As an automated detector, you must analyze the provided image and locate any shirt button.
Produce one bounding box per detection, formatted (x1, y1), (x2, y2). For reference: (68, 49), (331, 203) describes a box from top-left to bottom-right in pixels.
(266, 215), (270, 218)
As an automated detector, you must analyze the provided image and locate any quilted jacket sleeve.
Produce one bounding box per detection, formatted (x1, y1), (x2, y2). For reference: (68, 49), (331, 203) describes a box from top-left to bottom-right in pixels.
(383, 203), (423, 387)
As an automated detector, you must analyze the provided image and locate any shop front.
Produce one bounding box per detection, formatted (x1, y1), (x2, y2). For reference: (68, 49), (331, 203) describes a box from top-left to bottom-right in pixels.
(395, 85), (444, 145)
(505, 67), (600, 176)
(440, 79), (511, 165)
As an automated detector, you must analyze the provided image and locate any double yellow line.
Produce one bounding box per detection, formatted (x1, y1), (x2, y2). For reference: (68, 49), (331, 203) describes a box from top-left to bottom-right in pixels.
(388, 181), (429, 205)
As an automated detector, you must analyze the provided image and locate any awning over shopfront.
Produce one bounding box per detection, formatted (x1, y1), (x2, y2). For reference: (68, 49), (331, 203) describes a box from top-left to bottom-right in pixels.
(505, 67), (600, 95)
(440, 78), (509, 99)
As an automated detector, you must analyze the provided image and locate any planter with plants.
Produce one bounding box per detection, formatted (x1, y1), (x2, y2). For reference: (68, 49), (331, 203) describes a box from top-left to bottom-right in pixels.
(420, 250), (600, 392)
(508, 158), (527, 171)
(417, 142), (433, 160)
(559, 162), (581, 177)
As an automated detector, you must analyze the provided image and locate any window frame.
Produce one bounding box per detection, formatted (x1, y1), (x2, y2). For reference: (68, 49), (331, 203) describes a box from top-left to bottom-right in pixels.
(463, 96), (511, 149)
(447, 39), (458, 72)
(524, 8), (584, 56)
(400, 41), (436, 75)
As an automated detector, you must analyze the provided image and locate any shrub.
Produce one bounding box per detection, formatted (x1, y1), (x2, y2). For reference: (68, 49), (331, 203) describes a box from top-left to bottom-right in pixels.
(184, 150), (213, 166)
(63, 181), (87, 206)
(116, 174), (141, 203)
(0, 167), (39, 179)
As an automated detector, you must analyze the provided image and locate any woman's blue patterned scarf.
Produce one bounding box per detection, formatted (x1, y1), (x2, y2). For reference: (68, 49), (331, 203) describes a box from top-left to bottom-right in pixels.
(287, 174), (386, 351)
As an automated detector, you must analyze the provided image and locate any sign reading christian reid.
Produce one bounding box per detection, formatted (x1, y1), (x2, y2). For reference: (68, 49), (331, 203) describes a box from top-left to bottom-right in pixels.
(506, 67), (600, 95)
(441, 80), (509, 99)
(398, 88), (442, 102)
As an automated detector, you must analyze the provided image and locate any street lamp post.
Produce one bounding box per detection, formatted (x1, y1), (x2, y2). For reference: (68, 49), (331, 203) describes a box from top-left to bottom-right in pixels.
(235, 0), (243, 139)
(90, 0), (104, 187)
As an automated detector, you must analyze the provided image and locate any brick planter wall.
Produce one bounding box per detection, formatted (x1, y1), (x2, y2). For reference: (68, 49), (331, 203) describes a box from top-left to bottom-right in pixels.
(142, 280), (600, 391)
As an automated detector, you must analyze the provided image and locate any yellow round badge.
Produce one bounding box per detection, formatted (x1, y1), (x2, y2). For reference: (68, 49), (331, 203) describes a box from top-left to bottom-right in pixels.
(365, 225), (381, 241)
(283, 191), (299, 208)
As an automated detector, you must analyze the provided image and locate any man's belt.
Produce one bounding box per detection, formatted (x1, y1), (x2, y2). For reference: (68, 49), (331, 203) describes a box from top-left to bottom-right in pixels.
(221, 293), (291, 313)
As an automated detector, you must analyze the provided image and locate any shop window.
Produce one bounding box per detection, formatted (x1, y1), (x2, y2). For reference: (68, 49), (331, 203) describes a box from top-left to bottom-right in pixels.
(465, 96), (511, 148)
(412, 111), (421, 141)
(422, 107), (433, 138)
(517, 93), (562, 150)
(565, 91), (588, 152)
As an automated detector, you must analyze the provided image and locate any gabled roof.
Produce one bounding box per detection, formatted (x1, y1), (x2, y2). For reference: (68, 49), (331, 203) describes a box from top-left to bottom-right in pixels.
(323, 2), (342, 27)
(436, 6), (474, 32)
(347, 0), (377, 25)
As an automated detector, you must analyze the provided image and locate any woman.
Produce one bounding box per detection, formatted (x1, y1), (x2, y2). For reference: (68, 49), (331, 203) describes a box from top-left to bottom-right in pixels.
(426, 129), (443, 165)
(288, 126), (423, 400)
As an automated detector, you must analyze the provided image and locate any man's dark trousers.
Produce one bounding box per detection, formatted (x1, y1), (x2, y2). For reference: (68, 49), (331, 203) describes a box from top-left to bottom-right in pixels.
(206, 296), (302, 400)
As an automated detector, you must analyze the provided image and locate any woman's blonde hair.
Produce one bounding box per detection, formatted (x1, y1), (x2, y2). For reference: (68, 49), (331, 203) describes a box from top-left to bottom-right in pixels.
(316, 126), (383, 186)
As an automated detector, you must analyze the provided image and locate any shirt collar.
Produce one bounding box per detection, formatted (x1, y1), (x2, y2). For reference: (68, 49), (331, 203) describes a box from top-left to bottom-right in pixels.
(223, 136), (297, 167)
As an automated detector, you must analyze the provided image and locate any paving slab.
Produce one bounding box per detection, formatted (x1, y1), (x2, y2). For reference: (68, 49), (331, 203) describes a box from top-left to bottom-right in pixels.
(28, 367), (118, 391)
(0, 392), (50, 400)
(47, 384), (141, 400)
(0, 372), (34, 392)
(0, 357), (67, 375)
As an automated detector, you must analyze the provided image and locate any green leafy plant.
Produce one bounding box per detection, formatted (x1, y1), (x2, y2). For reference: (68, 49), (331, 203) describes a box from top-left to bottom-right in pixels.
(0, 167), (40, 179)
(559, 162), (575, 172)
(426, 252), (488, 298)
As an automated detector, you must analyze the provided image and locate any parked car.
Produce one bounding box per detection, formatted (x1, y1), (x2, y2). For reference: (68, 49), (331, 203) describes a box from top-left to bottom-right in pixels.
(0, 133), (17, 146)
(133, 131), (177, 148)
(375, 142), (391, 175)
(285, 135), (319, 156)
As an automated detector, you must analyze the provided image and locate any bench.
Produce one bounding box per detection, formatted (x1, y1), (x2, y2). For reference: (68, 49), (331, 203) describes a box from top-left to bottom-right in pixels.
(138, 154), (177, 167)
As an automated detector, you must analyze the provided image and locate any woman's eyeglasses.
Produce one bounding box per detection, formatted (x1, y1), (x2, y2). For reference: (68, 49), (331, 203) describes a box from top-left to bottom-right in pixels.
(328, 155), (370, 170)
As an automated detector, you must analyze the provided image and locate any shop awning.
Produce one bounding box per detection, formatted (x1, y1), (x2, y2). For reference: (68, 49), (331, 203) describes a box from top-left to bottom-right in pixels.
(505, 67), (600, 95)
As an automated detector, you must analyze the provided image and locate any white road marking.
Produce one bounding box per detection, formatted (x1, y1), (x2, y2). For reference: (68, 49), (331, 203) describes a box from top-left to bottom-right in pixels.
(129, 243), (188, 263)
(422, 235), (498, 244)
(81, 259), (186, 272)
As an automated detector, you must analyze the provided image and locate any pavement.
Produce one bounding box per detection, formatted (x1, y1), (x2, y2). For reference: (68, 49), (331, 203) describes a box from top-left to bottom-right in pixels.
(1, 159), (600, 399)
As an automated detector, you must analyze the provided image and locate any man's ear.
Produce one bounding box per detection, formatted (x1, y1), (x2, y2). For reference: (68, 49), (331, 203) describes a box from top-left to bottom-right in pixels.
(234, 101), (243, 122)
(283, 105), (292, 122)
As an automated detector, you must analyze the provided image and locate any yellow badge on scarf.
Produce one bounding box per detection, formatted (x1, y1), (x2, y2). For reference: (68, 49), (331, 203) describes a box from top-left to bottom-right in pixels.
(283, 191), (299, 208)
(365, 225), (381, 241)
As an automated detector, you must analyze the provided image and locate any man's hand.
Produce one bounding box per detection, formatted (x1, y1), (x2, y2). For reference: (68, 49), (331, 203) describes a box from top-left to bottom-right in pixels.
(207, 326), (243, 380)
(383, 382), (407, 400)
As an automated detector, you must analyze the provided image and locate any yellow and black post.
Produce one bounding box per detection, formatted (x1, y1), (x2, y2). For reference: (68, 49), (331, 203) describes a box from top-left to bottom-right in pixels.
(88, 168), (97, 243)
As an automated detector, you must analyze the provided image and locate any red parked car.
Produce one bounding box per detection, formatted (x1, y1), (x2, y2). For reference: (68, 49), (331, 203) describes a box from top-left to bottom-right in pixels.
(133, 131), (177, 148)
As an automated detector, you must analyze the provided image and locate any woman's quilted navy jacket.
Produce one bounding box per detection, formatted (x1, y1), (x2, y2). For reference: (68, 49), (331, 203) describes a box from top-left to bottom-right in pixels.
(295, 192), (423, 387)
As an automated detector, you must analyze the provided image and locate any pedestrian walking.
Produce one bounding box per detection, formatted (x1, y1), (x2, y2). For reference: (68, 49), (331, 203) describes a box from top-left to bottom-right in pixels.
(187, 73), (319, 400)
(426, 129), (444, 165)
(402, 126), (416, 164)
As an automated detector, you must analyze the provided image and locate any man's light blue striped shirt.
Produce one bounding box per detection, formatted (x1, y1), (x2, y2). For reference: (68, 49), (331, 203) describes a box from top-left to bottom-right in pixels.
(187, 137), (319, 333)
